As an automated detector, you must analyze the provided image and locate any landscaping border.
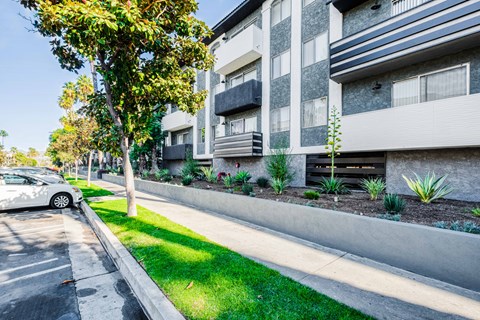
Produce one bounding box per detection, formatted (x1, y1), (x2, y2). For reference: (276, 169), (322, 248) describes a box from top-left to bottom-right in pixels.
(80, 201), (185, 320)
(103, 174), (480, 291)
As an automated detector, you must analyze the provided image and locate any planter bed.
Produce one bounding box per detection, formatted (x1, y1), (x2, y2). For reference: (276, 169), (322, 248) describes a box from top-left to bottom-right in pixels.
(103, 174), (480, 292)
(143, 176), (480, 230)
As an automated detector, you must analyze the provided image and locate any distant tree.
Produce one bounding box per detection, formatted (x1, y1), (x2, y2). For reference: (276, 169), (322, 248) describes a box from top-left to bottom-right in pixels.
(0, 145), (6, 166)
(0, 130), (8, 147)
(26, 0), (215, 216)
(27, 147), (39, 158)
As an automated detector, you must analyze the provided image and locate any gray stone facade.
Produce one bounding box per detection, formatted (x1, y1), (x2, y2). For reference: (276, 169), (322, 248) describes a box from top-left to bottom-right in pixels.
(270, 15), (292, 148)
(163, 160), (184, 176)
(342, 0), (391, 38)
(386, 148), (480, 202)
(343, 47), (480, 116)
(300, 0), (330, 147)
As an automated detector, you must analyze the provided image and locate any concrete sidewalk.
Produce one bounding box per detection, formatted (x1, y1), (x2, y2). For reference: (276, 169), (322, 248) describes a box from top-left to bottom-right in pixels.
(90, 178), (480, 320)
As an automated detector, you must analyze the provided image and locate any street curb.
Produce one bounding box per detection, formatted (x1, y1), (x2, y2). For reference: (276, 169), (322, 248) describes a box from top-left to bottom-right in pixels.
(80, 201), (185, 320)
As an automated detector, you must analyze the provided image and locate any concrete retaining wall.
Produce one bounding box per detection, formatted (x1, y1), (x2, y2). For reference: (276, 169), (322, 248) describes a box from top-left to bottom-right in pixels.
(103, 174), (480, 291)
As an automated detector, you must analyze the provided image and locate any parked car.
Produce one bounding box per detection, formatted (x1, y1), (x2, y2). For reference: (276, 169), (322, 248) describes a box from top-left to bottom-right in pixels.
(0, 172), (83, 210)
(11, 167), (65, 183)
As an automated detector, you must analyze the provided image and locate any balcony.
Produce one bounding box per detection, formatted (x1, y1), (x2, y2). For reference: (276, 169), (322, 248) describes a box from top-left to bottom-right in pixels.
(214, 24), (263, 75)
(162, 111), (194, 132)
(330, 0), (480, 83)
(163, 144), (193, 161)
(213, 132), (263, 158)
(215, 80), (262, 116)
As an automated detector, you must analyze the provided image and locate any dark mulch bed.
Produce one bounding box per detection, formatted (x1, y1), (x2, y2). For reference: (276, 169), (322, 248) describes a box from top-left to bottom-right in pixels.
(145, 176), (480, 229)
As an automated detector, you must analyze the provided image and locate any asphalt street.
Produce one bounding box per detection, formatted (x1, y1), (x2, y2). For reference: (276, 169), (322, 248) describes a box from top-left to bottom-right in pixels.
(0, 206), (146, 320)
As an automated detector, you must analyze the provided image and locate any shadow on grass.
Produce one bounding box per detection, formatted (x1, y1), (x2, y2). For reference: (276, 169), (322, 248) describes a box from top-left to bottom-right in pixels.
(90, 200), (372, 320)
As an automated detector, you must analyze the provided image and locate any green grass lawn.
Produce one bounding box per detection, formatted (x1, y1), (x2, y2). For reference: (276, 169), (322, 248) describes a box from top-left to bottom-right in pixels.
(66, 176), (114, 198)
(89, 199), (372, 320)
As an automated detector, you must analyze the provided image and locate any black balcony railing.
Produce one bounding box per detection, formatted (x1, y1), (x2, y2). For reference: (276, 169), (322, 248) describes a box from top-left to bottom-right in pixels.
(213, 132), (262, 158)
(163, 144), (193, 161)
(215, 80), (262, 116)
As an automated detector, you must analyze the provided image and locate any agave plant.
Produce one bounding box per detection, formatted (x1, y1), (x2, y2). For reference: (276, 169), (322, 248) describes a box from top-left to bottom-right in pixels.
(360, 177), (386, 201)
(201, 167), (217, 183)
(320, 177), (349, 195)
(402, 172), (453, 204)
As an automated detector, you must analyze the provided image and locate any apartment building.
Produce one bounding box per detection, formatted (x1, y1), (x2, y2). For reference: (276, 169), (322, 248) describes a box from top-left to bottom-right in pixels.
(162, 0), (480, 201)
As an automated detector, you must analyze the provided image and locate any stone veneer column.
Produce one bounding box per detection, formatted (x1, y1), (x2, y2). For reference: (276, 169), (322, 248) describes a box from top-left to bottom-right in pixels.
(290, 0), (302, 152)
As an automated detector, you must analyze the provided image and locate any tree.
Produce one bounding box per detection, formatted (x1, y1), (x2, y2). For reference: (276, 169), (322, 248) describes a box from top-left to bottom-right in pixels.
(27, 147), (39, 158)
(0, 130), (8, 147)
(0, 145), (7, 166)
(27, 0), (214, 216)
(56, 76), (96, 183)
(325, 105), (342, 179)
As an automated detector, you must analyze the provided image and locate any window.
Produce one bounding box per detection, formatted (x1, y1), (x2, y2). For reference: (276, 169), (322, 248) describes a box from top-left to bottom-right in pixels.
(212, 125), (223, 140)
(229, 69), (257, 88)
(176, 133), (188, 145)
(198, 128), (205, 143)
(230, 19), (257, 39)
(271, 0), (291, 26)
(303, 32), (328, 67)
(3, 174), (34, 185)
(244, 117), (257, 132)
(230, 119), (244, 135)
(393, 65), (468, 107)
(302, 97), (327, 128)
(272, 50), (290, 79)
(303, 0), (315, 7)
(229, 117), (257, 135)
(271, 107), (290, 133)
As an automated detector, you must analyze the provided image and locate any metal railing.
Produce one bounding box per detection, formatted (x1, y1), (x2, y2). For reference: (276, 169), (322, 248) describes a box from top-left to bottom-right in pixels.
(391, 0), (431, 16)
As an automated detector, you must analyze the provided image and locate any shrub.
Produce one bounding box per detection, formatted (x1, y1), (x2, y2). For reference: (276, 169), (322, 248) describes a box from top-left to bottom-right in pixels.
(201, 167), (217, 183)
(271, 178), (287, 195)
(403, 172), (453, 204)
(141, 170), (150, 179)
(320, 177), (349, 195)
(360, 177), (386, 201)
(180, 152), (200, 178)
(242, 183), (254, 195)
(234, 171), (252, 184)
(433, 221), (480, 234)
(304, 190), (320, 200)
(163, 175), (173, 183)
(249, 192), (256, 197)
(181, 174), (194, 186)
(223, 174), (234, 188)
(154, 169), (170, 181)
(256, 177), (269, 188)
(383, 193), (406, 214)
(472, 208), (480, 217)
(377, 214), (401, 222)
(265, 141), (294, 183)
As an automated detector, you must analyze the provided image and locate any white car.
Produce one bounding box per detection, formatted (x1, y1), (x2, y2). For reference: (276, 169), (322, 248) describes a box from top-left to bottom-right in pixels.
(0, 172), (83, 210)
(11, 167), (65, 184)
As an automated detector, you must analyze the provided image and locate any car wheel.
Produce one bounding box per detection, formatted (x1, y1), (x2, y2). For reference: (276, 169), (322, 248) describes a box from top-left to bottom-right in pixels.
(50, 193), (71, 209)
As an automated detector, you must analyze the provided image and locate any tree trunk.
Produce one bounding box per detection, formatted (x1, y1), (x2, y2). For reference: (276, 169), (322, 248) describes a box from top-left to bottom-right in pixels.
(87, 151), (93, 187)
(75, 160), (78, 181)
(139, 153), (146, 173)
(150, 144), (159, 173)
(98, 150), (104, 170)
(121, 136), (137, 217)
(69, 164), (72, 177)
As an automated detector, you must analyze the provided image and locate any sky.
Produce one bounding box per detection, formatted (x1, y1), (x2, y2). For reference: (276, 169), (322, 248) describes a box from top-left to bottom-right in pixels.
(0, 0), (243, 152)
